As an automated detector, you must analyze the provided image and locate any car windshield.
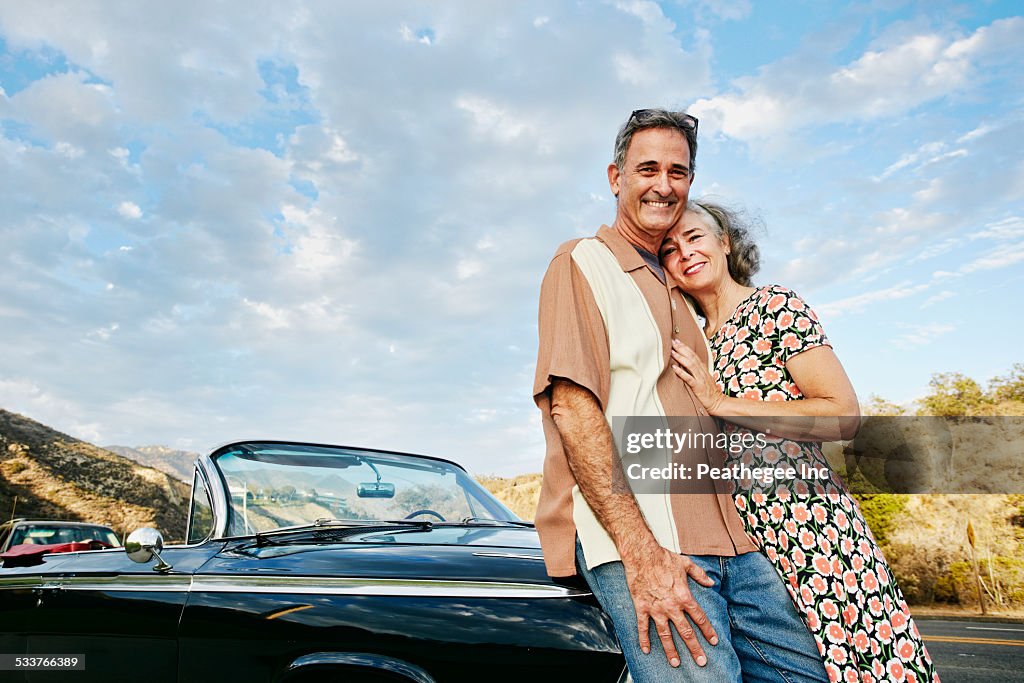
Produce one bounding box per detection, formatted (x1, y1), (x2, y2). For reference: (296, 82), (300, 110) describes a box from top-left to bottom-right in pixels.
(10, 524), (121, 547)
(213, 443), (519, 536)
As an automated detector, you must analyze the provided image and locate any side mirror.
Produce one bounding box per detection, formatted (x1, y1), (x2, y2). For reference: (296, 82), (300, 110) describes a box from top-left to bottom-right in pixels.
(357, 482), (396, 499)
(125, 527), (173, 573)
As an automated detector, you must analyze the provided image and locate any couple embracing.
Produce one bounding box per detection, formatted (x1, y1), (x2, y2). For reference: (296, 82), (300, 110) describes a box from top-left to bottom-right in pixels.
(533, 109), (938, 683)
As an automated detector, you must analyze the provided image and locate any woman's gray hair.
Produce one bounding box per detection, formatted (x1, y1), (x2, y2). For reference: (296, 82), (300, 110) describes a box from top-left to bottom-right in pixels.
(687, 200), (761, 286)
(613, 109), (698, 175)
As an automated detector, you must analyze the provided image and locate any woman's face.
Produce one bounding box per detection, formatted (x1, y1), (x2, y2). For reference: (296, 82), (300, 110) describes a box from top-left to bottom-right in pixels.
(660, 210), (731, 293)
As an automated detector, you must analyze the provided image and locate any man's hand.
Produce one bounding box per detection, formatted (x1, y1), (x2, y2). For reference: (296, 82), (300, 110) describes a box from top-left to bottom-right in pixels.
(623, 544), (718, 668)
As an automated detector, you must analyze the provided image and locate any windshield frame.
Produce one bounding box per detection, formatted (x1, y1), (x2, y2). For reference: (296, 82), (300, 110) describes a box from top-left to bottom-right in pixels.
(207, 440), (519, 539)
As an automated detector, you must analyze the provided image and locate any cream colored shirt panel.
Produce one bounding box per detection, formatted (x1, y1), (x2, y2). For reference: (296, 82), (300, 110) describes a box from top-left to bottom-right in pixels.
(569, 238), (681, 569)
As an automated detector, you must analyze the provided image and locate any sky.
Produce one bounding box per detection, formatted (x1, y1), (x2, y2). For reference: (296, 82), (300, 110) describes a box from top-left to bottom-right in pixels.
(0, 1), (1021, 476)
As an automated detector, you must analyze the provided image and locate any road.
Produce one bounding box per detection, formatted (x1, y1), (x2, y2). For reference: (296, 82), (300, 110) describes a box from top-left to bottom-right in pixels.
(919, 619), (1024, 682)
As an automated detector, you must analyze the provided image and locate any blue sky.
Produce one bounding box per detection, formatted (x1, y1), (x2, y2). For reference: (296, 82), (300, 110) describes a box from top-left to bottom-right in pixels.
(0, 1), (1021, 476)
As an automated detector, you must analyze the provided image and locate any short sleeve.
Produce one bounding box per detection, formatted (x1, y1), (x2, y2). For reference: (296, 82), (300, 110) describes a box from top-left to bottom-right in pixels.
(764, 287), (831, 364)
(533, 248), (610, 410)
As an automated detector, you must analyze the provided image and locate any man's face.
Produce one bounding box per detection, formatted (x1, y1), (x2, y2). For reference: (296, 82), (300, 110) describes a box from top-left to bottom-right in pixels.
(608, 127), (693, 243)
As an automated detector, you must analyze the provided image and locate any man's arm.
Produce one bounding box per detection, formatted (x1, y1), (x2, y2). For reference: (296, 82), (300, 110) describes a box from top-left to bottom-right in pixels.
(550, 378), (719, 668)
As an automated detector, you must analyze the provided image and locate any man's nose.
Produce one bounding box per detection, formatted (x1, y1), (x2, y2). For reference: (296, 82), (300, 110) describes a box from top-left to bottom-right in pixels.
(653, 171), (673, 195)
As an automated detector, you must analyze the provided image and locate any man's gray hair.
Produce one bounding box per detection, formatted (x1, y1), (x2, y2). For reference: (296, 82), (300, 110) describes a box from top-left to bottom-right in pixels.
(612, 109), (698, 174)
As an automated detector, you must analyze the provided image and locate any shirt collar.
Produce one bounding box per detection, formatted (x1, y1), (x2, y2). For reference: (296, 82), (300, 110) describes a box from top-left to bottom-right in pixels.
(595, 224), (683, 291)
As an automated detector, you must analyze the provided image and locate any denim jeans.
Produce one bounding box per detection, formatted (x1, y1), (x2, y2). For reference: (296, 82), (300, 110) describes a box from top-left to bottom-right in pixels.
(576, 541), (828, 683)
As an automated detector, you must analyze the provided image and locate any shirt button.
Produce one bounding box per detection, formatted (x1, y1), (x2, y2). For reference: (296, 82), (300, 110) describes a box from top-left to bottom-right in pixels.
(673, 326), (680, 334)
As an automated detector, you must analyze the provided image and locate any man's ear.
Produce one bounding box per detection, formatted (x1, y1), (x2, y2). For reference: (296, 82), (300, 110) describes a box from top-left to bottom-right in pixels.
(607, 163), (620, 198)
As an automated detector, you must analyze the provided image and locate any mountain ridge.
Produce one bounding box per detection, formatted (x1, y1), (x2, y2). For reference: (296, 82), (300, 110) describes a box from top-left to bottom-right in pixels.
(104, 444), (197, 484)
(0, 409), (189, 542)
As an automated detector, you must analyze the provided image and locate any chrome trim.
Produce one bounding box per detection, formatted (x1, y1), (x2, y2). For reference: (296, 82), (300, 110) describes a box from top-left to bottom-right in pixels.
(55, 575), (193, 592)
(286, 652), (435, 683)
(0, 576), (44, 589)
(191, 575), (589, 598)
(472, 552), (546, 562)
(198, 454), (230, 539)
(184, 464), (215, 545)
(0, 574), (589, 599)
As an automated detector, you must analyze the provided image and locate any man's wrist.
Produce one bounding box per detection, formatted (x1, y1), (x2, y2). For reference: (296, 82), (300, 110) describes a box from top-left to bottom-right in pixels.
(617, 533), (662, 565)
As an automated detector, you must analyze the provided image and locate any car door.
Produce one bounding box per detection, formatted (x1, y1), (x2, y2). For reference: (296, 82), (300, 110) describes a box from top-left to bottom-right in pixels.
(0, 554), (78, 683)
(23, 545), (218, 683)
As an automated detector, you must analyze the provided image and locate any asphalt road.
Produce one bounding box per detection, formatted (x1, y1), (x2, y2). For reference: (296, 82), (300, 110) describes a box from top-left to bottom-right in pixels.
(919, 619), (1024, 682)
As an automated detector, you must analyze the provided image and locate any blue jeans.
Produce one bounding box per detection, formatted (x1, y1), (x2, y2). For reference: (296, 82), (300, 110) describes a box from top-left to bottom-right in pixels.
(576, 542), (828, 683)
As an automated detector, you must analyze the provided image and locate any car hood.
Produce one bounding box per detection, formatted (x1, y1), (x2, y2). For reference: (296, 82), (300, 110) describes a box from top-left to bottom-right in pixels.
(209, 526), (560, 586)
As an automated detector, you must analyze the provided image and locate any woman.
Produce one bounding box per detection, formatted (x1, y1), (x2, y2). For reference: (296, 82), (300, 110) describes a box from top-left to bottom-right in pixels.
(660, 201), (938, 683)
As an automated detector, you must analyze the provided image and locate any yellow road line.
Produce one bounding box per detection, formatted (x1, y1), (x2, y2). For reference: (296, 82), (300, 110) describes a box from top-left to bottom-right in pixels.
(923, 635), (1024, 647)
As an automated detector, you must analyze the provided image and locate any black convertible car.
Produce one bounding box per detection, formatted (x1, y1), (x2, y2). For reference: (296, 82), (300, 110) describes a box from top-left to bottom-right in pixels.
(0, 440), (627, 682)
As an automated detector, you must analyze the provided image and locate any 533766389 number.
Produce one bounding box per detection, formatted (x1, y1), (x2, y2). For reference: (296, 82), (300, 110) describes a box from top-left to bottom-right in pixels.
(0, 655), (85, 670)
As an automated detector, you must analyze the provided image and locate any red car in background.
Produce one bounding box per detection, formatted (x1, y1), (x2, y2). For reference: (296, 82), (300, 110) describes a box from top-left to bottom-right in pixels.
(0, 519), (121, 566)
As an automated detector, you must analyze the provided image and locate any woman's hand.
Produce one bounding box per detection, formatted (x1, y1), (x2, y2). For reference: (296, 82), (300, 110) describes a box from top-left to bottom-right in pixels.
(670, 339), (725, 415)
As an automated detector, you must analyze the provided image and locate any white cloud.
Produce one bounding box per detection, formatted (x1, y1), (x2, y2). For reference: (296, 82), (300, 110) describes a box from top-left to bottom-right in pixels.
(909, 238), (960, 264)
(958, 242), (1024, 274)
(456, 258), (483, 280)
(5, 71), (119, 150)
(689, 0), (752, 21)
(55, 141), (84, 158)
(280, 205), (359, 278)
(817, 282), (930, 318)
(958, 123), (997, 143)
(690, 17), (1024, 141)
(920, 290), (955, 308)
(455, 95), (540, 145)
(892, 323), (956, 350)
(970, 216), (1024, 241)
(117, 201), (142, 219)
(86, 322), (120, 341)
(242, 298), (290, 330)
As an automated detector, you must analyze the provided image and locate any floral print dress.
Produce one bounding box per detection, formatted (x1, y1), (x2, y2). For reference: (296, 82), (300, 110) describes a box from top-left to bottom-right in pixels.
(708, 285), (938, 683)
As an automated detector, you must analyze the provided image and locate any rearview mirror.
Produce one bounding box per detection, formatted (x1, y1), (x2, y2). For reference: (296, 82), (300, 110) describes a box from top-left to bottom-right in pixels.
(357, 482), (395, 499)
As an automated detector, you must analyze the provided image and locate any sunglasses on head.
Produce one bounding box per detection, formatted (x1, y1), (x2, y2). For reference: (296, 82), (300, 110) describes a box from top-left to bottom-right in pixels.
(630, 109), (698, 135)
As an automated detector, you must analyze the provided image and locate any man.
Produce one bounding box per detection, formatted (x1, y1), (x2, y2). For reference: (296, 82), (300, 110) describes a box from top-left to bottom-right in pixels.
(533, 109), (828, 682)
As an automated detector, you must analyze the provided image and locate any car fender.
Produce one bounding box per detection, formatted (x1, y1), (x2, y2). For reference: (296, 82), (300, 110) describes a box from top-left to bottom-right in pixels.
(279, 651), (435, 683)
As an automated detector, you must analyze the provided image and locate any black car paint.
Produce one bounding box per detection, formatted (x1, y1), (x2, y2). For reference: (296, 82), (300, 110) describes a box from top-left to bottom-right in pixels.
(0, 442), (626, 683)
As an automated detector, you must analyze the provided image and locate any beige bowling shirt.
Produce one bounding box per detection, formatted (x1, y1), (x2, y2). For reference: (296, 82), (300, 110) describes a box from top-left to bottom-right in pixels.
(533, 225), (755, 577)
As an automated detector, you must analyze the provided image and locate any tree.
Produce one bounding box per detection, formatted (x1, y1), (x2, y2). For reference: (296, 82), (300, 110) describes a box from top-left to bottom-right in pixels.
(989, 363), (1024, 404)
(862, 394), (906, 416)
(917, 372), (990, 416)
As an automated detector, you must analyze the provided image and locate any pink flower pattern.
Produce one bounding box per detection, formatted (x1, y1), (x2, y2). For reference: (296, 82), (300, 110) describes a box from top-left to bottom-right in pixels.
(709, 285), (939, 682)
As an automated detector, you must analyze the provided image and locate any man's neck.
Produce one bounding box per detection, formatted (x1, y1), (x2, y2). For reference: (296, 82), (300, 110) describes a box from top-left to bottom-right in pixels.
(612, 218), (664, 254)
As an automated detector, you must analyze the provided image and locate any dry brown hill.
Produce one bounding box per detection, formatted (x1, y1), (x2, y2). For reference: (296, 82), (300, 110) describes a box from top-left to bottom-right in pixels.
(0, 410), (190, 542)
(478, 473), (543, 521)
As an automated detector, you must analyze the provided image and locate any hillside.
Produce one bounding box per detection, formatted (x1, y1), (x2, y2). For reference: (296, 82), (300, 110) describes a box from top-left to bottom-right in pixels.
(478, 473), (543, 521)
(104, 445), (197, 483)
(0, 410), (190, 542)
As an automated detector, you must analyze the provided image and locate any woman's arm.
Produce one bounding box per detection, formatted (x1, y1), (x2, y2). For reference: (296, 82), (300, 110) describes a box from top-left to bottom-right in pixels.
(671, 340), (861, 441)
